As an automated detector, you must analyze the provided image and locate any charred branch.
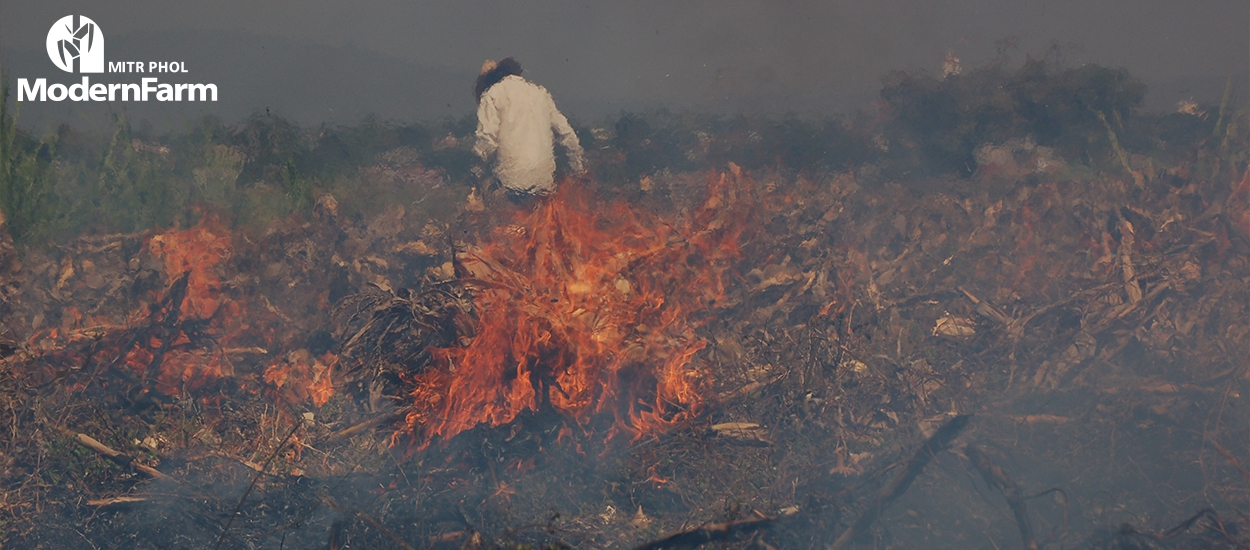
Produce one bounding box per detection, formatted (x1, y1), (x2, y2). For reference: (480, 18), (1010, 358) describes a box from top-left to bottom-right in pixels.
(829, 414), (972, 550)
(633, 515), (776, 550)
(965, 444), (1038, 550)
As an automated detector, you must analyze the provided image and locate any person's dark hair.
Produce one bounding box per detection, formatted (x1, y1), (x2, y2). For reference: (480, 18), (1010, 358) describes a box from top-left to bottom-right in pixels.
(474, 57), (523, 103)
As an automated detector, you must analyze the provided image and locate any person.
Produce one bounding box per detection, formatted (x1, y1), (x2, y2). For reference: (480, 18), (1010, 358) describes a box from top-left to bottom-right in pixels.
(473, 58), (585, 196)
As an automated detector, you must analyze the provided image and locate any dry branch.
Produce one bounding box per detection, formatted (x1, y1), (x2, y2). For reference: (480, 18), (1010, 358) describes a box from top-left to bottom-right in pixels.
(87, 496), (149, 507)
(213, 420), (302, 550)
(99, 270), (191, 388)
(69, 431), (170, 480)
(319, 494), (418, 550)
(221, 347), (269, 355)
(143, 270), (191, 382)
(1119, 508), (1243, 545)
(718, 374), (782, 402)
(632, 515), (776, 550)
(327, 408), (410, 442)
(829, 414), (971, 550)
(1213, 441), (1250, 484)
(965, 444), (1038, 550)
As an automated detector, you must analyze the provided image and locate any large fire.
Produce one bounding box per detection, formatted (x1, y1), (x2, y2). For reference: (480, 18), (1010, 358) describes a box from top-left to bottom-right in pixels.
(404, 171), (754, 447)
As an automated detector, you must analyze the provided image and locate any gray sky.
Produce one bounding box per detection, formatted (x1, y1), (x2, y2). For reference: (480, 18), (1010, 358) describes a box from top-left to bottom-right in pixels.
(2, 0), (1247, 129)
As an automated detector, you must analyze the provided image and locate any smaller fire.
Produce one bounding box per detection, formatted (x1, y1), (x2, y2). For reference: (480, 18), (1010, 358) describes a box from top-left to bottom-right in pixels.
(25, 213), (312, 402)
(147, 211), (234, 320)
(263, 349), (340, 407)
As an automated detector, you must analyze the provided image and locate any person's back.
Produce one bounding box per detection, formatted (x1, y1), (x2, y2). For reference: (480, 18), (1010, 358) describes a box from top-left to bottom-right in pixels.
(474, 58), (583, 194)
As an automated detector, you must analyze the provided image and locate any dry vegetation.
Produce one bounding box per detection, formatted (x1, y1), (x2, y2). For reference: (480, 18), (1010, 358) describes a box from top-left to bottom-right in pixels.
(1, 59), (1248, 549)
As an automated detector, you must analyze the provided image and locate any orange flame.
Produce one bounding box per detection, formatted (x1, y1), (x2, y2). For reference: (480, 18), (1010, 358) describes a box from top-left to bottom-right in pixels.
(148, 211), (233, 320)
(31, 211), (334, 407)
(405, 173), (752, 447)
(134, 213), (240, 394)
(142, 214), (335, 403)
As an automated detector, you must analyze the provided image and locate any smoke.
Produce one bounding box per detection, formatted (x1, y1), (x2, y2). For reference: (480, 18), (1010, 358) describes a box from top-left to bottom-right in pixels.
(2, 0), (1246, 128)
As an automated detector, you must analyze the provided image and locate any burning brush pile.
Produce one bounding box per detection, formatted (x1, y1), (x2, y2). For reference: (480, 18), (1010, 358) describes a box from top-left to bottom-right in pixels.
(398, 172), (752, 448)
(3, 110), (1250, 548)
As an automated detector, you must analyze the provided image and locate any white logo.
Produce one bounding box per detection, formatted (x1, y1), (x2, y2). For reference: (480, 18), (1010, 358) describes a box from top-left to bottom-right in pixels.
(20, 15), (217, 103)
(46, 15), (104, 73)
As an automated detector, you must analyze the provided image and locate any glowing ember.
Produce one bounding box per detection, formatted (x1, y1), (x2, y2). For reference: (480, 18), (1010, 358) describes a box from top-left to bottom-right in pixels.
(264, 349), (340, 407)
(404, 172), (753, 446)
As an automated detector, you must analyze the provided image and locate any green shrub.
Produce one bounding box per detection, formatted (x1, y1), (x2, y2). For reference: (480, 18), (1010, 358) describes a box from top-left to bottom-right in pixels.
(879, 58), (1146, 176)
(0, 80), (57, 242)
(4, 56), (1236, 248)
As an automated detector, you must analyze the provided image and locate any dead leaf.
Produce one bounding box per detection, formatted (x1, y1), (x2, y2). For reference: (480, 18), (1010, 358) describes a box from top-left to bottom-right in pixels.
(933, 315), (976, 339)
(629, 506), (652, 529)
(1006, 414), (1072, 424)
(395, 241), (438, 256)
(711, 422), (771, 446)
(750, 263), (805, 291)
(466, 187), (485, 212)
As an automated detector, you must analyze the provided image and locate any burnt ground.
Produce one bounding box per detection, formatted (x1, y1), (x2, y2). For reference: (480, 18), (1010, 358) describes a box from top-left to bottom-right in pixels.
(2, 132), (1250, 550)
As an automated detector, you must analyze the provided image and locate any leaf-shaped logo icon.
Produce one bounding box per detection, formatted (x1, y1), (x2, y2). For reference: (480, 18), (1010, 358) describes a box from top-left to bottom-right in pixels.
(57, 40), (79, 67)
(74, 23), (95, 51)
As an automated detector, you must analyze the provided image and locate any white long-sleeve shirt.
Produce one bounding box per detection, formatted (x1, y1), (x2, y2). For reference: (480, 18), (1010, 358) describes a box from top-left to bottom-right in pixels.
(474, 75), (584, 193)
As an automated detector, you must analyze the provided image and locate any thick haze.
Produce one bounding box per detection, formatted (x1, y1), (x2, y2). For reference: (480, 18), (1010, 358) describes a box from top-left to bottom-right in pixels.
(2, 0), (1247, 131)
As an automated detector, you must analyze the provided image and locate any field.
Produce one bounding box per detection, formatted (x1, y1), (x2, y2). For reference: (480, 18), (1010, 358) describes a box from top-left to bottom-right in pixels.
(1, 59), (1248, 549)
